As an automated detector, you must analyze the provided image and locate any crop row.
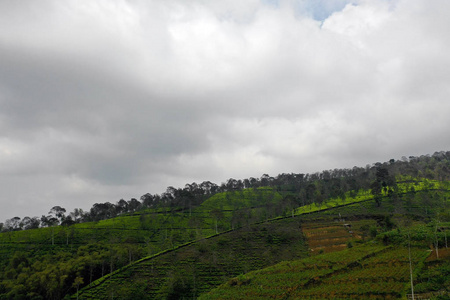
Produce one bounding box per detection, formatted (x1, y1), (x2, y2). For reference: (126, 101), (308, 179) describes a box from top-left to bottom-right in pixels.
(295, 281), (406, 296)
(75, 217), (310, 299)
(200, 244), (433, 299)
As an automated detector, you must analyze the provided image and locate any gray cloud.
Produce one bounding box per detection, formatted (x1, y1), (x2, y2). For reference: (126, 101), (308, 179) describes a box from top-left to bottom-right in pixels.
(1, 0), (449, 222)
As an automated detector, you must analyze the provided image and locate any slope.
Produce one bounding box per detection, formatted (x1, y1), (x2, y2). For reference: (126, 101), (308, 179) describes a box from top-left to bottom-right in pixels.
(0, 187), (285, 299)
(199, 244), (431, 299)
(72, 217), (309, 299)
(73, 179), (449, 299)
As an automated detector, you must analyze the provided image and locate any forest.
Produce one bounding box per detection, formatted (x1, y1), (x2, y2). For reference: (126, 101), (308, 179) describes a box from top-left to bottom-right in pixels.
(0, 151), (449, 299)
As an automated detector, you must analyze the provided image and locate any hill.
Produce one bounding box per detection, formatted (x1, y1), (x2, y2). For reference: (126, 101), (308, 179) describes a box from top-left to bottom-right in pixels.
(200, 244), (430, 299)
(0, 152), (449, 299)
(201, 221), (450, 299)
(74, 181), (450, 299)
(0, 187), (293, 299)
(73, 217), (309, 299)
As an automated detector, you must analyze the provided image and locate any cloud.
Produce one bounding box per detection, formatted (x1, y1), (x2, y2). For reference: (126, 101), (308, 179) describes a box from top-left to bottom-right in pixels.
(0, 0), (449, 222)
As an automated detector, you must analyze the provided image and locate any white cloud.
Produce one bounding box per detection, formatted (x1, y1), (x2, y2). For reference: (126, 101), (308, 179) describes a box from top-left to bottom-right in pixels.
(0, 0), (449, 221)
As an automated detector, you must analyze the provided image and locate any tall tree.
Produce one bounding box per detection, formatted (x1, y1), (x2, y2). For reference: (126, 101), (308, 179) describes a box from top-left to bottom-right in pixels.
(49, 206), (67, 225)
(21, 216), (40, 230)
(127, 198), (141, 212)
(4, 217), (21, 231)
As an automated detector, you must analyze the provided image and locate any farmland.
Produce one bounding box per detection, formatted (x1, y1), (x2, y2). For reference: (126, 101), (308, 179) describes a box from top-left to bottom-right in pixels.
(200, 244), (431, 299)
(75, 183), (450, 299)
(301, 218), (376, 253)
(1, 153), (449, 299)
(73, 217), (309, 299)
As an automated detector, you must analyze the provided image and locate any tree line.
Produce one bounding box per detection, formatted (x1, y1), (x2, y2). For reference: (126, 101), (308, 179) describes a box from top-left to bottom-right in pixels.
(1, 151), (449, 232)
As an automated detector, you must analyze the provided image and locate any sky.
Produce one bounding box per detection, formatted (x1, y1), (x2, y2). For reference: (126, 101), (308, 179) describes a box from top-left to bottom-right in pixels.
(1, 0), (449, 222)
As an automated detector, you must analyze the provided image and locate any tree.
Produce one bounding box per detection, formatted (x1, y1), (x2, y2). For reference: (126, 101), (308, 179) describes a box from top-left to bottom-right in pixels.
(249, 177), (259, 188)
(280, 195), (299, 218)
(61, 215), (76, 227)
(226, 178), (238, 190)
(370, 181), (382, 207)
(199, 181), (214, 194)
(127, 198), (141, 212)
(305, 183), (317, 204)
(210, 209), (224, 234)
(116, 199), (129, 214)
(90, 202), (115, 221)
(407, 231), (415, 300)
(69, 208), (84, 223)
(21, 216), (40, 230)
(4, 217), (21, 231)
(260, 174), (271, 186)
(49, 206), (66, 225)
(140, 193), (155, 208)
(41, 215), (58, 227)
(179, 188), (195, 215)
(41, 215), (59, 245)
(73, 276), (84, 300)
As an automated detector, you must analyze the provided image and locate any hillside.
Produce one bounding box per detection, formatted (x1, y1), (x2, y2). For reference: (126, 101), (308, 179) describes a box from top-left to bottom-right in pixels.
(74, 217), (309, 299)
(0, 153), (449, 299)
(0, 187), (295, 299)
(74, 182), (450, 299)
(201, 201), (450, 299)
(200, 244), (431, 299)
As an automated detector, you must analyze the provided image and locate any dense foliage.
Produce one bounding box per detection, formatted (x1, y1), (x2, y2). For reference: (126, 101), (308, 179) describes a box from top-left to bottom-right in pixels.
(0, 151), (449, 299)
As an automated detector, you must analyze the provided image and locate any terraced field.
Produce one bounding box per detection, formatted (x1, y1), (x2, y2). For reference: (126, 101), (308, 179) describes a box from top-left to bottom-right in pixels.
(301, 218), (376, 253)
(71, 180), (450, 299)
(200, 244), (431, 299)
(73, 217), (309, 299)
(414, 253), (450, 299)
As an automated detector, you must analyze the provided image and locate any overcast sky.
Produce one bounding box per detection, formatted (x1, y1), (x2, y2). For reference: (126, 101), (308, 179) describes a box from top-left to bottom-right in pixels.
(1, 0), (449, 222)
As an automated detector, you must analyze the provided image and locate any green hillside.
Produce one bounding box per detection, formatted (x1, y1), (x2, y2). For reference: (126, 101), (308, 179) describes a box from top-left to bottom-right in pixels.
(201, 220), (450, 300)
(0, 187), (298, 299)
(294, 178), (449, 216)
(201, 187), (283, 210)
(200, 244), (430, 299)
(1, 153), (449, 299)
(73, 217), (309, 299)
(1, 180), (448, 299)
(74, 181), (450, 299)
(200, 184), (450, 299)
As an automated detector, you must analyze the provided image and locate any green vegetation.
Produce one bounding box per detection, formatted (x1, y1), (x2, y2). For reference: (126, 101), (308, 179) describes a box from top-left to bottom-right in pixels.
(74, 217), (309, 299)
(201, 187), (283, 210)
(75, 182), (449, 299)
(201, 218), (450, 299)
(415, 255), (450, 296)
(295, 178), (449, 217)
(200, 242), (431, 299)
(0, 152), (449, 299)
